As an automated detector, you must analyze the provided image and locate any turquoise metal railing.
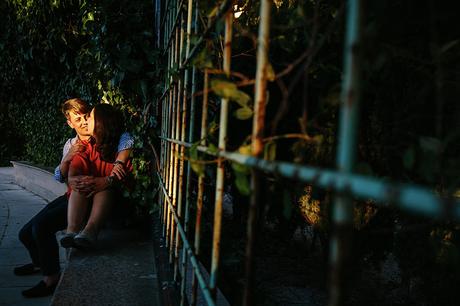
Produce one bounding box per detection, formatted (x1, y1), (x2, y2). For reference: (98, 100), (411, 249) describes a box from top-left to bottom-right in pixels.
(153, 1), (460, 306)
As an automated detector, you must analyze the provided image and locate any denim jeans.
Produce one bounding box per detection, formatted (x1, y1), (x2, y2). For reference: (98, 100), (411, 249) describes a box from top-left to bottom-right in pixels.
(18, 194), (68, 276)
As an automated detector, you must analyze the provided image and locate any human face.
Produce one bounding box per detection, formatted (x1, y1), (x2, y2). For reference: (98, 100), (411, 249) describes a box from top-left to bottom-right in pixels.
(86, 108), (95, 136)
(67, 111), (89, 137)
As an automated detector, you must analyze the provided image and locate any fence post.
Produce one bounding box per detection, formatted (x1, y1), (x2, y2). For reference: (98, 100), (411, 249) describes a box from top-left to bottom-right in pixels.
(328, 0), (362, 305)
(243, 0), (272, 305)
(209, 7), (234, 300)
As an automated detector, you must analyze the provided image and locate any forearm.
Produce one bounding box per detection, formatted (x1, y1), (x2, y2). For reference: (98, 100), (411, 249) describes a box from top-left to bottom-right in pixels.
(115, 149), (132, 163)
(59, 160), (71, 181)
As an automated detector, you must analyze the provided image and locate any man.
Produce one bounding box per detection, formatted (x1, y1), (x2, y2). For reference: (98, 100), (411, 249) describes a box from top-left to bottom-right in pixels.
(15, 98), (133, 298)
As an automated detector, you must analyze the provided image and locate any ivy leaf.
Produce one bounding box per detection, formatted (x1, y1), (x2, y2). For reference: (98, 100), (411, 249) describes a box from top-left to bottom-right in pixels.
(232, 161), (250, 174)
(238, 144), (252, 156)
(210, 79), (251, 108)
(208, 143), (218, 154)
(189, 142), (205, 176)
(207, 121), (219, 135)
(191, 161), (205, 176)
(235, 107), (253, 120)
(191, 48), (213, 69)
(234, 170), (250, 196)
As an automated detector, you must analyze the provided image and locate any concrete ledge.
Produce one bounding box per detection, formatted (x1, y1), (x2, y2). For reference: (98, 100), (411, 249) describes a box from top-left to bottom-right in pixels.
(52, 229), (161, 306)
(8, 161), (161, 305)
(10, 161), (67, 202)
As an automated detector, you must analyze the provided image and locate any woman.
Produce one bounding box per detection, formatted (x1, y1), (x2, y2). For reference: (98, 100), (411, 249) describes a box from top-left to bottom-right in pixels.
(61, 103), (132, 249)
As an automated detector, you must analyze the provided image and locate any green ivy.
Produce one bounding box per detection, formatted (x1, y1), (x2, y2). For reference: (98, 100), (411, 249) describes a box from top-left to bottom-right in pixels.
(0, 0), (160, 211)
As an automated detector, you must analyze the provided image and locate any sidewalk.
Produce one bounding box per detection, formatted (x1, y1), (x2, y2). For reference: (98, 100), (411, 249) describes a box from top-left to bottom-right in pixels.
(0, 167), (56, 306)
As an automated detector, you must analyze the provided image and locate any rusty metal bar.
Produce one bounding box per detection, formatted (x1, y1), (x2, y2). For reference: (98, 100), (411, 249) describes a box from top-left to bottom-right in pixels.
(328, 1), (362, 305)
(165, 42), (175, 241)
(191, 68), (210, 306)
(180, 0), (197, 304)
(183, 0), (231, 67)
(163, 0), (186, 57)
(155, 0), (162, 48)
(174, 11), (187, 281)
(243, 1), (272, 305)
(209, 8), (233, 299)
(170, 22), (182, 263)
(159, 136), (460, 221)
(167, 36), (178, 250)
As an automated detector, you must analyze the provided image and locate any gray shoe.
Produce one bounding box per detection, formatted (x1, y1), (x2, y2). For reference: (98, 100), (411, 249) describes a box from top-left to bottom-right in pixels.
(74, 231), (97, 249)
(60, 232), (77, 249)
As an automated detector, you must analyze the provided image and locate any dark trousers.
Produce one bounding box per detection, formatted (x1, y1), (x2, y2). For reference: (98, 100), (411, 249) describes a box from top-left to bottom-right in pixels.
(18, 194), (68, 276)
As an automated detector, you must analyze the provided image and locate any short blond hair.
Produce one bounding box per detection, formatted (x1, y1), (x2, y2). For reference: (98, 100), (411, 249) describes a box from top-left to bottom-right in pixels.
(61, 98), (91, 119)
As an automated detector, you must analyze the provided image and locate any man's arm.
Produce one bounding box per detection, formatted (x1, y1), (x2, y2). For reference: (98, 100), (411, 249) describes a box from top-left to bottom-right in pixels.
(110, 132), (134, 180)
(56, 138), (86, 183)
(54, 139), (72, 183)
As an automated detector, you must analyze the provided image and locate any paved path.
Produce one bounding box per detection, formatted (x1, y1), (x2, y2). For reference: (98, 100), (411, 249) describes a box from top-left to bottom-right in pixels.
(0, 167), (54, 306)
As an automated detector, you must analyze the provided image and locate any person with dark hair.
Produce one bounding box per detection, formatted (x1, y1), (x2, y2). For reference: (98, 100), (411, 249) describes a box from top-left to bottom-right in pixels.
(15, 99), (134, 298)
(60, 103), (133, 249)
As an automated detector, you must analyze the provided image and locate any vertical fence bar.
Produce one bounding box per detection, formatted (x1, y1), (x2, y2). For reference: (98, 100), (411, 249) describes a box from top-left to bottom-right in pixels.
(209, 8), (233, 299)
(170, 21), (182, 263)
(328, 1), (362, 306)
(180, 0), (197, 304)
(243, 1), (272, 305)
(167, 39), (176, 248)
(164, 44), (173, 240)
(174, 9), (187, 280)
(192, 67), (209, 306)
(155, 0), (162, 48)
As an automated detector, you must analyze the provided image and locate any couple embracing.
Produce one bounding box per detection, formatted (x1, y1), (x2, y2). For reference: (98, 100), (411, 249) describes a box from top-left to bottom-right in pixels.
(16, 98), (134, 298)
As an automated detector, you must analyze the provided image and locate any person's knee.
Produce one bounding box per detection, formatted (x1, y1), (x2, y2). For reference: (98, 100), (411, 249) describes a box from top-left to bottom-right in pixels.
(18, 224), (31, 243)
(30, 220), (53, 241)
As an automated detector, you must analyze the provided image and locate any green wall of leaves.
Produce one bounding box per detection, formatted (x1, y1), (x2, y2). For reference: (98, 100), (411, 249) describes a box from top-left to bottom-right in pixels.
(0, 0), (160, 209)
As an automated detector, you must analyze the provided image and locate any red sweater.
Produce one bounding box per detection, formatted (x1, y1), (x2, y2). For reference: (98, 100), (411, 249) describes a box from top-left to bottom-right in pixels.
(68, 138), (132, 195)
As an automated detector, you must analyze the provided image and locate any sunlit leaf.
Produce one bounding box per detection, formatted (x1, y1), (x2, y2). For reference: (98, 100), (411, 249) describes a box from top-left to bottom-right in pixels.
(238, 144), (252, 156)
(234, 170), (250, 195)
(210, 79), (251, 108)
(208, 143), (218, 154)
(235, 107), (253, 120)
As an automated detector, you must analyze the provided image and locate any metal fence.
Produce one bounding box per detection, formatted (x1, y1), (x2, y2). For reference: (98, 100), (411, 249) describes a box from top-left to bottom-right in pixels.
(153, 1), (460, 306)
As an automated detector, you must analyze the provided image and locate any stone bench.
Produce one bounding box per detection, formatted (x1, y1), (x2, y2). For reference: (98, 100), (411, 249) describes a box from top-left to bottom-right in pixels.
(10, 161), (161, 306)
(10, 161), (66, 202)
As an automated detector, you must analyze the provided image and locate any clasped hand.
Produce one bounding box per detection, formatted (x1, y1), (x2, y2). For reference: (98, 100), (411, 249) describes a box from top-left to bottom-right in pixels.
(68, 175), (108, 197)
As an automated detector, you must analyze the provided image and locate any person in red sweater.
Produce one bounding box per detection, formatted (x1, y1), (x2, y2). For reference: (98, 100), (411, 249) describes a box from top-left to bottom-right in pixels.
(61, 103), (132, 249)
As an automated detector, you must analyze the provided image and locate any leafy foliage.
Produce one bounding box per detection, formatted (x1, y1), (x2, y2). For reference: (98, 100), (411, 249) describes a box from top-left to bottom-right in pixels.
(0, 0), (160, 210)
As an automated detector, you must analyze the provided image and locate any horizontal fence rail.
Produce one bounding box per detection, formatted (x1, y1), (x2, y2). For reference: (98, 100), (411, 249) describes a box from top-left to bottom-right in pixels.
(153, 1), (459, 306)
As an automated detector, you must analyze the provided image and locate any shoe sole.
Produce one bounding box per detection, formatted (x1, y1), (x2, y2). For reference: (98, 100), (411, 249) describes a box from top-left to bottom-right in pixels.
(74, 237), (94, 249)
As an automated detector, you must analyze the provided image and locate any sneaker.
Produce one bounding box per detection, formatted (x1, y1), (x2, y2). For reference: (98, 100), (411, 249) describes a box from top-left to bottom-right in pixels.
(74, 230), (97, 249)
(59, 232), (77, 248)
(22, 280), (57, 298)
(14, 263), (40, 276)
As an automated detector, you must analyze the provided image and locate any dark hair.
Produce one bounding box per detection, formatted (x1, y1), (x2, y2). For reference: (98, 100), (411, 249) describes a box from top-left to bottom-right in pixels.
(62, 98), (91, 119)
(93, 104), (124, 162)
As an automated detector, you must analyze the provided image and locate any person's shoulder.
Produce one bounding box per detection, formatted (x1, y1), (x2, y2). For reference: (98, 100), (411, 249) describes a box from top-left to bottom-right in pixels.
(120, 131), (132, 138)
(64, 136), (78, 146)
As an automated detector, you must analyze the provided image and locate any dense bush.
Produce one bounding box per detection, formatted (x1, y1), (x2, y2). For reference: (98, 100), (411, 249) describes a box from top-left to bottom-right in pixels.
(0, 0), (160, 210)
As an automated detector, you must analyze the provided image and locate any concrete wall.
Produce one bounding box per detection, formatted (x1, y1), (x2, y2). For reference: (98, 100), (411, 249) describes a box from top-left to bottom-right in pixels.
(10, 161), (67, 202)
